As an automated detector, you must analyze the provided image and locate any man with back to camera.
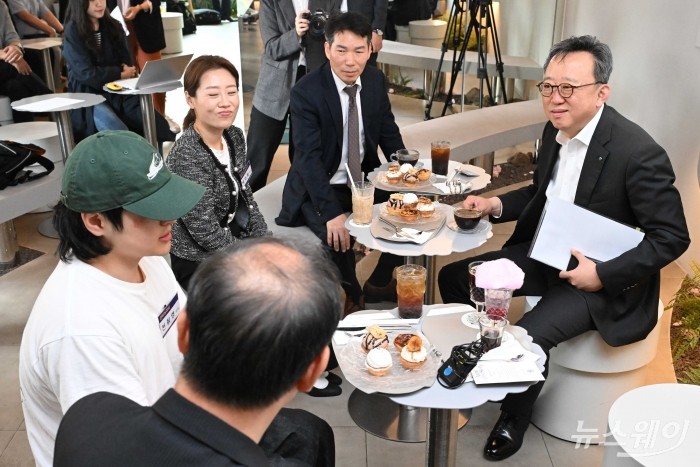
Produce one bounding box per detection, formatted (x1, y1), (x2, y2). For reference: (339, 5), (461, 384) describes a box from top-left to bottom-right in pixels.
(437, 36), (690, 460)
(19, 131), (334, 466)
(54, 237), (339, 466)
(277, 11), (405, 317)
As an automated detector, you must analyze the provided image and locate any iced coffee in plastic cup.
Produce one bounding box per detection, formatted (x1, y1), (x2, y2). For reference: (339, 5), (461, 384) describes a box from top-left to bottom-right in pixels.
(351, 180), (374, 225)
(396, 264), (427, 319)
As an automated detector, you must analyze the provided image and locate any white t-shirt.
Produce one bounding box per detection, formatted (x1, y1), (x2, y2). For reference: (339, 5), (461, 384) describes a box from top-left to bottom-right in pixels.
(19, 256), (186, 467)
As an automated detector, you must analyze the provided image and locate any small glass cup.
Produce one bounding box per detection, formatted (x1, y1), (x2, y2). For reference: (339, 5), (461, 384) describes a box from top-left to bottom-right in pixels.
(484, 288), (514, 319)
(396, 264), (426, 319)
(478, 315), (508, 352)
(351, 180), (374, 225)
(389, 148), (420, 166)
(462, 261), (485, 327)
(430, 140), (450, 176)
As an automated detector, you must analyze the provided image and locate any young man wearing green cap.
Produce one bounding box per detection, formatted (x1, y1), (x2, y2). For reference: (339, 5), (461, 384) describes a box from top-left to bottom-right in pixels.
(18, 130), (205, 466)
(18, 131), (335, 467)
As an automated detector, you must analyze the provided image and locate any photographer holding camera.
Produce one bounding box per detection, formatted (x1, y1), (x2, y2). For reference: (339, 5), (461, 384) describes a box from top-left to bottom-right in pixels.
(247, 0), (342, 193)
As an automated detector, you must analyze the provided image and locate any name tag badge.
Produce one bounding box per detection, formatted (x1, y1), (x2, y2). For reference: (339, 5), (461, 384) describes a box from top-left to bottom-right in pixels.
(241, 160), (253, 187)
(158, 293), (181, 338)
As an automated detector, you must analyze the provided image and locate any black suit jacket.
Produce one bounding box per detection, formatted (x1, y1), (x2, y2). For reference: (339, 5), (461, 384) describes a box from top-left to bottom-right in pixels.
(277, 62), (404, 227)
(347, 0), (387, 31)
(496, 105), (690, 346)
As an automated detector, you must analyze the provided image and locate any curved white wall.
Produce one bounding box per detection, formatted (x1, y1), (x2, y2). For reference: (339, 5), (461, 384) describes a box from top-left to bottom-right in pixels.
(500, 0), (699, 272)
(558, 0), (700, 272)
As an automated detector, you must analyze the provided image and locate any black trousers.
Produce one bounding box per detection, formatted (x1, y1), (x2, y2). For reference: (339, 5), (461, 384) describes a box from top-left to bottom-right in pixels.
(247, 66), (306, 192)
(0, 62), (51, 123)
(169, 254), (199, 292)
(303, 185), (402, 303)
(260, 408), (335, 467)
(438, 242), (596, 416)
(247, 106), (289, 192)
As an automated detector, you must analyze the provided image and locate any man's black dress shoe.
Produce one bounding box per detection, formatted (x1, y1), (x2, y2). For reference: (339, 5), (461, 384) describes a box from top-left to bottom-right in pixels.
(325, 372), (342, 386)
(483, 411), (531, 461)
(362, 279), (397, 303)
(308, 383), (342, 397)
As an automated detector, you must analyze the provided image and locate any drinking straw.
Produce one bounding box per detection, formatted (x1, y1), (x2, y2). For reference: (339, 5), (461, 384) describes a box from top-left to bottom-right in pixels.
(345, 163), (358, 196)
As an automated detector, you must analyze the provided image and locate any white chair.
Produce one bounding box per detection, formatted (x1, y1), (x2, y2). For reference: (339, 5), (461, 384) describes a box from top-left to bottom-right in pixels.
(162, 12), (184, 54)
(395, 25), (411, 44)
(524, 296), (665, 444)
(0, 96), (13, 126)
(408, 20), (447, 98)
(603, 383), (700, 466)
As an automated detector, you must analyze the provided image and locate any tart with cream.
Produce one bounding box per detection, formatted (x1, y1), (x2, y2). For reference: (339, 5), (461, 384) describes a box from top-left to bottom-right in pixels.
(399, 209), (419, 222)
(361, 324), (389, 352)
(386, 193), (404, 215)
(402, 193), (419, 209)
(417, 168), (432, 181)
(400, 335), (428, 369)
(366, 348), (392, 376)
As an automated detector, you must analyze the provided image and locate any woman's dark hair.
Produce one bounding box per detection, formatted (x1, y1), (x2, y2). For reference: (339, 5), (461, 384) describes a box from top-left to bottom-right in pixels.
(53, 202), (124, 263)
(182, 55), (240, 129)
(65, 0), (125, 63)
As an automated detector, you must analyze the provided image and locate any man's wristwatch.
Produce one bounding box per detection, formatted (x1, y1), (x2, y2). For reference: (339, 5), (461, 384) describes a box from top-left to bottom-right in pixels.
(373, 29), (383, 36)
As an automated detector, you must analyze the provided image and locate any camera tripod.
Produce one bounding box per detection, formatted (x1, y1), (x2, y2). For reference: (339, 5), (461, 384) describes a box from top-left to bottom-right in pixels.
(424, 0), (508, 120)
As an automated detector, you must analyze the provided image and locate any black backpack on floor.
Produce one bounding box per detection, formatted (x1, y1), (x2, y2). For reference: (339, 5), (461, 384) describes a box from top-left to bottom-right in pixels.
(166, 0), (197, 35)
(0, 141), (54, 190)
(194, 9), (221, 25)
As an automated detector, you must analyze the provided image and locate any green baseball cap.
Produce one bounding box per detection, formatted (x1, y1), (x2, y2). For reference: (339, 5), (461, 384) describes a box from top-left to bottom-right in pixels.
(61, 131), (205, 220)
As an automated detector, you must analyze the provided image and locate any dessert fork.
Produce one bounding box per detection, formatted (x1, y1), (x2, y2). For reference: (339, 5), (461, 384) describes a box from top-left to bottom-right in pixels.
(378, 217), (416, 239)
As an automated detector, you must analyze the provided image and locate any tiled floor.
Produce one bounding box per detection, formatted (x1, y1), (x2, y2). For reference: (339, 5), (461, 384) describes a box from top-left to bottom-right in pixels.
(0, 20), (685, 467)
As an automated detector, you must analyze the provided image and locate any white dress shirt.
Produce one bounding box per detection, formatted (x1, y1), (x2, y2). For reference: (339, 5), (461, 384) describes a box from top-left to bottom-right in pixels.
(546, 105), (605, 203)
(329, 70), (366, 185)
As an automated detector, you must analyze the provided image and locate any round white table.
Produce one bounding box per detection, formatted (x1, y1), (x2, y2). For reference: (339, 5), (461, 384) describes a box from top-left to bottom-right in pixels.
(346, 202), (492, 303)
(104, 81), (183, 148)
(603, 383), (700, 466)
(335, 305), (545, 467)
(11, 93), (105, 162)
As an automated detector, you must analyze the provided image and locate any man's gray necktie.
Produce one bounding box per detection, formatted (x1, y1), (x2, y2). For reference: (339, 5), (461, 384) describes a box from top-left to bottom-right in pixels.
(344, 85), (361, 187)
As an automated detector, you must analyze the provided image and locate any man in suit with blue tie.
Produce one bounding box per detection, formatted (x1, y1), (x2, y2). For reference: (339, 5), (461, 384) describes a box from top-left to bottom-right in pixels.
(277, 11), (404, 316)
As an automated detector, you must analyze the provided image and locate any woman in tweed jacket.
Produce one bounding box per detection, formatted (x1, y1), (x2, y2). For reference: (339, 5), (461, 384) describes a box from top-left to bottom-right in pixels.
(166, 56), (268, 289)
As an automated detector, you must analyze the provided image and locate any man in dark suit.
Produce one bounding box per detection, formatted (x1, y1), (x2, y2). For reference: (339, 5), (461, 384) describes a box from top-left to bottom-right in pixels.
(277, 11), (404, 314)
(438, 35), (690, 461)
(54, 237), (338, 466)
(346, 0), (387, 65)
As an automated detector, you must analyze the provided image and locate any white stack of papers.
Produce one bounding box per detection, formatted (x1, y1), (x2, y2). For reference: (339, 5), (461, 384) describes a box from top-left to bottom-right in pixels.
(529, 198), (644, 270)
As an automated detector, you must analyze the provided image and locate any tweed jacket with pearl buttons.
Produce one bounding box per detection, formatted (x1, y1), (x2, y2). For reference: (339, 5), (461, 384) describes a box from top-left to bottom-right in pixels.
(166, 124), (269, 262)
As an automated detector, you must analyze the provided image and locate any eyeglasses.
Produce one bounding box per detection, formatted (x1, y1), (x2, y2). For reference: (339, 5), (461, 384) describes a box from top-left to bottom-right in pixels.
(536, 81), (602, 98)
